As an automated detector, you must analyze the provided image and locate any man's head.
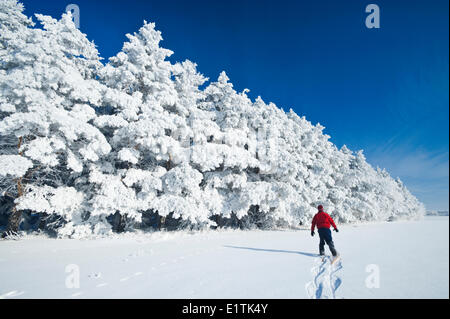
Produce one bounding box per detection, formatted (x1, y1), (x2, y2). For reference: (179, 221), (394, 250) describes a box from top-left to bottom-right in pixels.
(318, 205), (324, 211)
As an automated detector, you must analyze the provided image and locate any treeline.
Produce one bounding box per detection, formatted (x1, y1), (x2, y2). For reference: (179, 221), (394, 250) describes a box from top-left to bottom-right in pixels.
(0, 1), (424, 238)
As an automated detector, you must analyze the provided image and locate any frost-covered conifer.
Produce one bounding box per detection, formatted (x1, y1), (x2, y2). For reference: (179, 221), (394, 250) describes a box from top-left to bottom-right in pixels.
(0, 4), (110, 236)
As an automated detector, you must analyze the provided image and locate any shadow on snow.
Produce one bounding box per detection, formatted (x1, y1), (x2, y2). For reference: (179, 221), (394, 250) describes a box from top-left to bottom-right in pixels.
(223, 245), (318, 257)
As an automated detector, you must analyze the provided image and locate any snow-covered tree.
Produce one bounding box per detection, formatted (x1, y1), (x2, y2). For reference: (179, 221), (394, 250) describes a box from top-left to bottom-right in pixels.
(90, 21), (182, 230)
(0, 5), (110, 236)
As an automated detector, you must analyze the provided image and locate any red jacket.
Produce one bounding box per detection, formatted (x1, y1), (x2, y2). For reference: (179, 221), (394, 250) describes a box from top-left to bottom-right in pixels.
(311, 211), (337, 231)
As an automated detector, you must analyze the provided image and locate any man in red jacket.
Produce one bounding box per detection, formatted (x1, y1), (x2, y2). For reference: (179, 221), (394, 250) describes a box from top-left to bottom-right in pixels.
(311, 205), (339, 257)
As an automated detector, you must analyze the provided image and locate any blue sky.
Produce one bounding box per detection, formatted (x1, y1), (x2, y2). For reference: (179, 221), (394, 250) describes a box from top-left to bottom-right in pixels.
(21, 0), (449, 210)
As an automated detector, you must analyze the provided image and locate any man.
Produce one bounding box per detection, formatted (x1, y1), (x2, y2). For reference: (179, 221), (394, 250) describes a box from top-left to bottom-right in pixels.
(311, 205), (339, 257)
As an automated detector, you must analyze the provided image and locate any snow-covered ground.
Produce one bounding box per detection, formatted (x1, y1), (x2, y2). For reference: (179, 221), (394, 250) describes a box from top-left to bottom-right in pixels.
(0, 216), (448, 299)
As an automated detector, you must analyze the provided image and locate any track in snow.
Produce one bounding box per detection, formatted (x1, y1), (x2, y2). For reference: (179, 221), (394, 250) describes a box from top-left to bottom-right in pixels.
(305, 255), (343, 299)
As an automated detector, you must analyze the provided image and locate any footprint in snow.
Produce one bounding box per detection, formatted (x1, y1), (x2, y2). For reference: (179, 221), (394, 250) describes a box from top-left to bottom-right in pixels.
(129, 249), (145, 258)
(306, 256), (343, 299)
(88, 272), (102, 279)
(120, 272), (143, 282)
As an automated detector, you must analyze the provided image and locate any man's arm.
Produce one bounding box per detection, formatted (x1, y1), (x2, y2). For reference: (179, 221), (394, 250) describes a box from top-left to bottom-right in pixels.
(328, 214), (337, 230)
(311, 215), (317, 232)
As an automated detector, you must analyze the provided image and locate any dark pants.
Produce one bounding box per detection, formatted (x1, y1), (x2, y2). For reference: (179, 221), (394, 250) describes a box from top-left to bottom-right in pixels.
(318, 228), (337, 256)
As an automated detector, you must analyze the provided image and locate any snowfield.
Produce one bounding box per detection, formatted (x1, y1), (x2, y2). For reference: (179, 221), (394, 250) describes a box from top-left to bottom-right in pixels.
(0, 216), (447, 299)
